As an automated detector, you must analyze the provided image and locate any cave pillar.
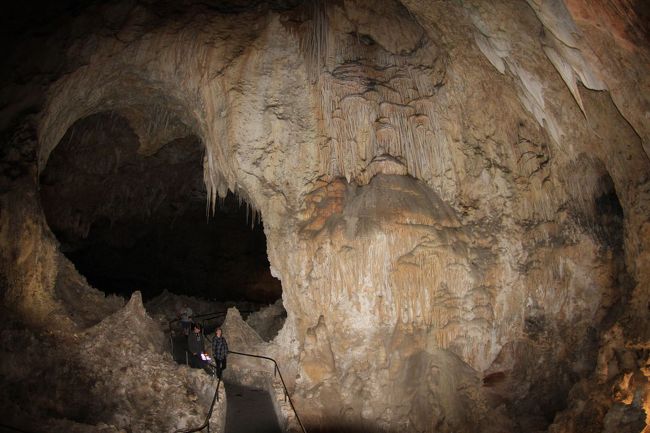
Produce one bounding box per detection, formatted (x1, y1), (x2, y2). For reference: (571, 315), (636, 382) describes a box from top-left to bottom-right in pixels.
(0, 121), (68, 328)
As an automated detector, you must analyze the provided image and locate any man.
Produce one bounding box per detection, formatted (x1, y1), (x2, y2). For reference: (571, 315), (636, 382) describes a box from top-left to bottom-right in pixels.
(212, 327), (228, 379)
(179, 305), (193, 335)
(187, 323), (205, 368)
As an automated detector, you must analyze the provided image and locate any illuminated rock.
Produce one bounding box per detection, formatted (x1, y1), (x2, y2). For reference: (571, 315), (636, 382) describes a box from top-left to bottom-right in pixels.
(0, 1), (648, 431)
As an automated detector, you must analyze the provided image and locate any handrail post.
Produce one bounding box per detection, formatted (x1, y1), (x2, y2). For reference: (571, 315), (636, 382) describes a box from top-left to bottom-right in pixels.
(168, 321), (175, 357)
(227, 350), (308, 433)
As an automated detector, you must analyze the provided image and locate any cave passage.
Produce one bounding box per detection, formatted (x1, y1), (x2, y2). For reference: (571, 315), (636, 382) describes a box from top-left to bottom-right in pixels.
(39, 111), (281, 303)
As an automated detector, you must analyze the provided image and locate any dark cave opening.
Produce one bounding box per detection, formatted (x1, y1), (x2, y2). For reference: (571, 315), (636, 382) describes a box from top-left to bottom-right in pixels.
(39, 111), (281, 303)
(594, 172), (625, 249)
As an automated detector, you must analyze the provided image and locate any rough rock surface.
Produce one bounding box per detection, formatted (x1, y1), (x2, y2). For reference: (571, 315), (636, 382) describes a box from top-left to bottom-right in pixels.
(246, 299), (287, 342)
(0, 292), (225, 432)
(145, 290), (223, 325)
(1, 0), (649, 432)
(144, 290), (267, 333)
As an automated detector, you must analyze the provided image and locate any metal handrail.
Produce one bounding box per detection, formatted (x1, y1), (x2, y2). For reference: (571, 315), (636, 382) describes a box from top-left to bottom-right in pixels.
(167, 310), (255, 334)
(168, 311), (227, 334)
(167, 310), (254, 357)
(228, 350), (307, 433)
(173, 374), (222, 433)
(168, 312), (226, 357)
(199, 310), (254, 330)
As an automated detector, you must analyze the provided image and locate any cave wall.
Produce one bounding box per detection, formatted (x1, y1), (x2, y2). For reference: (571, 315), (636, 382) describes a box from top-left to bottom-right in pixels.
(0, 0), (648, 431)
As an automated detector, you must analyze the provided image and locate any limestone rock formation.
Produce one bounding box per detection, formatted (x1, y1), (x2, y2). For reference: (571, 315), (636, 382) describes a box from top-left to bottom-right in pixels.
(145, 290), (223, 325)
(1, 0), (648, 432)
(246, 299), (287, 342)
(0, 292), (224, 432)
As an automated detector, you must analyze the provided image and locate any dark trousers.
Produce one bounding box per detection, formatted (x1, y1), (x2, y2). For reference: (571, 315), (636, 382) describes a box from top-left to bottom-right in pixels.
(181, 321), (191, 335)
(215, 358), (227, 379)
(189, 352), (204, 369)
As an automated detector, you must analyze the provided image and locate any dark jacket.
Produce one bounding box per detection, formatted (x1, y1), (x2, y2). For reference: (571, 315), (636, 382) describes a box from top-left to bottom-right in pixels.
(212, 336), (228, 360)
(188, 332), (204, 355)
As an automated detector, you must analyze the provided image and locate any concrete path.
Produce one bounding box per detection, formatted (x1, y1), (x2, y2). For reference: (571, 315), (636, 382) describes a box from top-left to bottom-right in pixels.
(225, 381), (282, 433)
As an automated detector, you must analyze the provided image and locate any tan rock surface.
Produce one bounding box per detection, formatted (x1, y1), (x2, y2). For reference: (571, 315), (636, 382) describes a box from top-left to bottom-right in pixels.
(1, 0), (648, 431)
(0, 292), (224, 432)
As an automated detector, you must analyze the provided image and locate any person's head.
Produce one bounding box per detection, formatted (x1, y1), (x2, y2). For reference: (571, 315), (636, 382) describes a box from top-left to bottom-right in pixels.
(215, 327), (222, 337)
(193, 324), (201, 333)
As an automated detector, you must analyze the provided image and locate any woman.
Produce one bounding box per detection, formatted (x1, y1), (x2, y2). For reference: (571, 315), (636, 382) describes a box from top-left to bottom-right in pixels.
(212, 327), (229, 379)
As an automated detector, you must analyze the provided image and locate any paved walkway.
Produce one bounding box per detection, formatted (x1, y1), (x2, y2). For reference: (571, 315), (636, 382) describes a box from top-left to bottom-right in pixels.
(170, 334), (282, 432)
(225, 381), (282, 433)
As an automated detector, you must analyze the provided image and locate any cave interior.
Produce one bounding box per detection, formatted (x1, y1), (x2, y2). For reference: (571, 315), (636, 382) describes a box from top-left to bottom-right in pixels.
(0, 0), (649, 433)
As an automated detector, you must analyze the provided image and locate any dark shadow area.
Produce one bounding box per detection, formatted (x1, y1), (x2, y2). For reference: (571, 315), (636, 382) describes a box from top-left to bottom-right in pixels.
(593, 172), (625, 249)
(306, 424), (402, 433)
(0, 314), (107, 430)
(40, 111), (281, 303)
(225, 382), (282, 433)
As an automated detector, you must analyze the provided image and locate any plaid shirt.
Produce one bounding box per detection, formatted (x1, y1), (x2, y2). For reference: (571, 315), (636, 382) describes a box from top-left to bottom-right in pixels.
(212, 336), (228, 360)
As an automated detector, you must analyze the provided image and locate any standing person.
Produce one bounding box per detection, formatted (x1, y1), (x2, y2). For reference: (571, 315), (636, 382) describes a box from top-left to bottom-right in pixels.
(212, 327), (228, 379)
(179, 304), (193, 335)
(187, 323), (205, 368)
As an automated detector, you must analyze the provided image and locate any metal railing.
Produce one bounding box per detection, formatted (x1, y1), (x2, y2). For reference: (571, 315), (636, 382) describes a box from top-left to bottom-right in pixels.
(168, 311), (227, 357)
(168, 311), (227, 335)
(173, 374), (222, 433)
(228, 350), (307, 433)
(168, 311), (306, 432)
(167, 309), (256, 334)
(168, 310), (255, 359)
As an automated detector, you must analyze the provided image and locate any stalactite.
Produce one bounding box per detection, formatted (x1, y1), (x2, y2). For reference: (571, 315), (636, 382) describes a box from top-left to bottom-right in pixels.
(303, 8), (456, 193)
(304, 0), (329, 82)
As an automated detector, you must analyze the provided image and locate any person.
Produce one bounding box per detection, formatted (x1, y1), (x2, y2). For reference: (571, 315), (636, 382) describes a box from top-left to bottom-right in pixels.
(179, 305), (193, 335)
(187, 323), (205, 368)
(212, 327), (228, 379)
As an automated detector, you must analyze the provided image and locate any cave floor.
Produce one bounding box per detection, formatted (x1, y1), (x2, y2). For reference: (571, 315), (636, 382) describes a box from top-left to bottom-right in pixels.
(224, 381), (282, 433)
